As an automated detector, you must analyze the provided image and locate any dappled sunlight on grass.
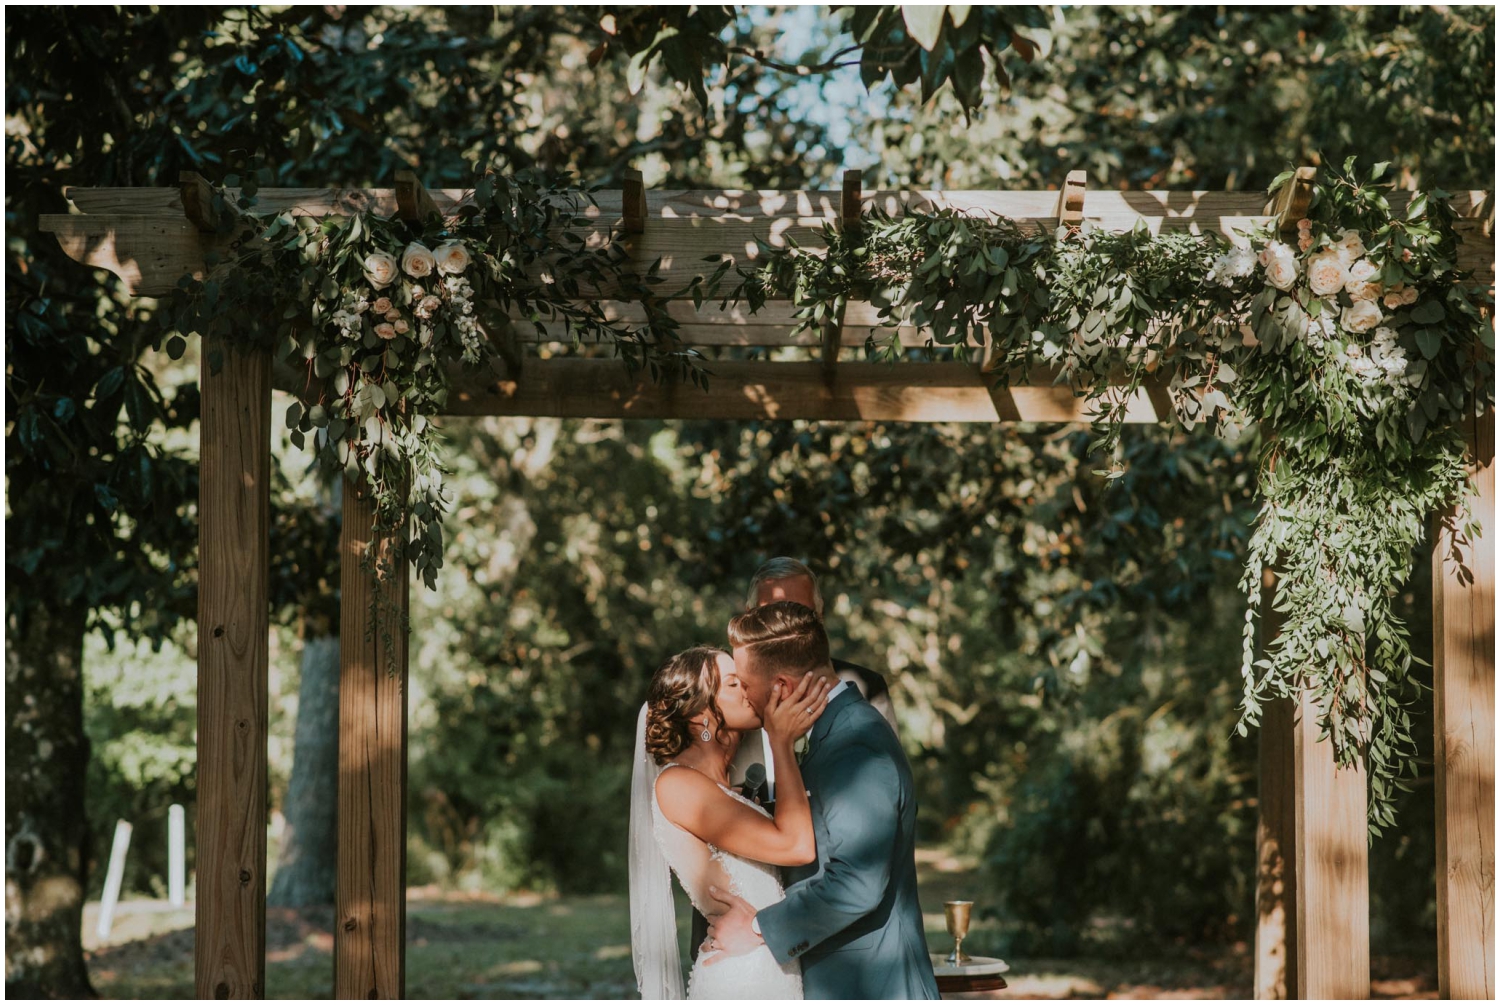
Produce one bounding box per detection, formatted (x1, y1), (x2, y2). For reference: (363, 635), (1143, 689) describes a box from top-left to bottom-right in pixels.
(84, 878), (1438, 999)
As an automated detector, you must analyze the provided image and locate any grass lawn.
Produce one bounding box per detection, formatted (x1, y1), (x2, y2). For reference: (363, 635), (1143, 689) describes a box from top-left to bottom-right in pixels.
(84, 850), (1436, 999)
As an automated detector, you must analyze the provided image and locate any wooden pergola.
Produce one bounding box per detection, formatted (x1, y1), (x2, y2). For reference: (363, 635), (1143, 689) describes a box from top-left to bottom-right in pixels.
(41, 172), (1495, 1000)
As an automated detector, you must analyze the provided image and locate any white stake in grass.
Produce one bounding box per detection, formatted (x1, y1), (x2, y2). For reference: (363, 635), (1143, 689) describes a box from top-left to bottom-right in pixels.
(96, 819), (133, 939)
(168, 804), (185, 907)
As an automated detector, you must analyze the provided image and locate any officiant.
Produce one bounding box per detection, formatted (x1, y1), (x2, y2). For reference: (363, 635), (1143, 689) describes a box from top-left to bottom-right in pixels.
(689, 557), (899, 961)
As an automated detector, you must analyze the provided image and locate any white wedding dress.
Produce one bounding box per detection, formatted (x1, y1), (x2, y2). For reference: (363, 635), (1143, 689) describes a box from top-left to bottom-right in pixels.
(653, 765), (803, 999)
(629, 704), (802, 1000)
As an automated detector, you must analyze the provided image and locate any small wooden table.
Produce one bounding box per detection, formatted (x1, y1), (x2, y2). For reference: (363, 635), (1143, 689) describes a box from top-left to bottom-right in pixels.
(931, 955), (1010, 994)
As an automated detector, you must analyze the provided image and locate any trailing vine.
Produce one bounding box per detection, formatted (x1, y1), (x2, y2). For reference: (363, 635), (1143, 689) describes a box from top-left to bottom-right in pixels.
(730, 159), (1493, 831)
(162, 167), (703, 671)
(163, 160), (1491, 828)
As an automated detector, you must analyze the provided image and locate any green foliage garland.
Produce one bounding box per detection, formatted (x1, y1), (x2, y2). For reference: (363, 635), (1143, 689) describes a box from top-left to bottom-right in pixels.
(163, 169), (702, 590)
(166, 160), (1489, 827)
(730, 159), (1493, 830)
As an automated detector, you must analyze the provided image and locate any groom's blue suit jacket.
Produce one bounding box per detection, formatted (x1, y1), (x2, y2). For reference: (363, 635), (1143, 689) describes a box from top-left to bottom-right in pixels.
(756, 686), (940, 1000)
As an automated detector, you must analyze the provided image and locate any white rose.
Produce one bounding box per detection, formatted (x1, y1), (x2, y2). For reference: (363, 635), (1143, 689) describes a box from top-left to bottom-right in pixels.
(1307, 249), (1349, 297)
(1341, 299), (1383, 333)
(1348, 258), (1379, 283)
(1347, 280), (1382, 302)
(363, 251), (399, 290)
(434, 241), (471, 274)
(1338, 229), (1366, 260)
(1260, 242), (1299, 291)
(401, 242), (437, 278)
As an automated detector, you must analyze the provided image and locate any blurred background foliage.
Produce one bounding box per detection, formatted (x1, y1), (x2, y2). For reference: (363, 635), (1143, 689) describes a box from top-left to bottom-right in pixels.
(6, 3), (1490, 992)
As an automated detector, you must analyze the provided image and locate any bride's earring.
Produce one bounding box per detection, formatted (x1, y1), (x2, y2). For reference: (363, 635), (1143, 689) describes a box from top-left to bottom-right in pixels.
(699, 724), (711, 742)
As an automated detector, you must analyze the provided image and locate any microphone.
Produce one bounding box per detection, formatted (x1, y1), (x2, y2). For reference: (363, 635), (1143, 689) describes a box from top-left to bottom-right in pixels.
(741, 763), (767, 804)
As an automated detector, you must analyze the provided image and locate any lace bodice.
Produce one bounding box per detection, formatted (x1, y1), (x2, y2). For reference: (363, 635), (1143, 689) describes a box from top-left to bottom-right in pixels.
(650, 764), (788, 914)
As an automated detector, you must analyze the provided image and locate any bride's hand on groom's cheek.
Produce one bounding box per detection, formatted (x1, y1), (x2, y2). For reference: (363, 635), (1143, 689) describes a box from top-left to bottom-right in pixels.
(702, 886), (763, 963)
(763, 673), (832, 743)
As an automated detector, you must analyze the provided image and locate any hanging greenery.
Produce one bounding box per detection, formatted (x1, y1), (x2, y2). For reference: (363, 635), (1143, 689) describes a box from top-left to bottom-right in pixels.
(164, 159), (1490, 828)
(162, 169), (703, 596)
(730, 159), (1493, 832)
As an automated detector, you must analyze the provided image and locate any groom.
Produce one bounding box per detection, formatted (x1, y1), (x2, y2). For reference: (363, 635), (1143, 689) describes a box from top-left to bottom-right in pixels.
(706, 602), (939, 999)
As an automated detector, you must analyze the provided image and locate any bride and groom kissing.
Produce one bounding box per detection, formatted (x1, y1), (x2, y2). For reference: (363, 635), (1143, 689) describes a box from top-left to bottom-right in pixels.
(630, 560), (940, 1000)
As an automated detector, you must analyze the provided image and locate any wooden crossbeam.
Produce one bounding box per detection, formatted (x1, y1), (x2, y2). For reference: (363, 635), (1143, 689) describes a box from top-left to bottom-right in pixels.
(270, 358), (1166, 423)
(42, 188), (1493, 298)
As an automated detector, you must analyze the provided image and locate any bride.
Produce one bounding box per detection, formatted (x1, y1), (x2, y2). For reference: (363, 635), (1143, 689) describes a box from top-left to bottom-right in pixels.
(630, 645), (832, 999)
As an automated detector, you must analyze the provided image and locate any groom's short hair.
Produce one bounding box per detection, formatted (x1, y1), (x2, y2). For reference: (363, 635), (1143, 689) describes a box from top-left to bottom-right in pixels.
(727, 601), (830, 680)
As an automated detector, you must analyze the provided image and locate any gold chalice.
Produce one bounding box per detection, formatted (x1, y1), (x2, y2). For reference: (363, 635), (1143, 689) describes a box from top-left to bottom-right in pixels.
(943, 900), (973, 965)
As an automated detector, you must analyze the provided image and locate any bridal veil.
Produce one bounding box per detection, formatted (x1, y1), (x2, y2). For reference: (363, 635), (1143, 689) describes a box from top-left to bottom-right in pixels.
(629, 702), (684, 998)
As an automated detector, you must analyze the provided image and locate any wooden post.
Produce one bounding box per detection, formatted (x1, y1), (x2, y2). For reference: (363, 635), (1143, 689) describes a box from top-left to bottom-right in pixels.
(393, 170), (439, 225)
(1056, 169), (1087, 229)
(821, 170), (861, 384)
(622, 168), (646, 236)
(1433, 411), (1496, 1000)
(335, 479), (409, 999)
(1255, 572), (1297, 1000)
(195, 337), (271, 999)
(1268, 167), (1317, 233)
(1292, 689), (1370, 998)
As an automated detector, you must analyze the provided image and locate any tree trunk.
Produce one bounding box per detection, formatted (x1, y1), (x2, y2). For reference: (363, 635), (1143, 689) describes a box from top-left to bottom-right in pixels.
(268, 632), (340, 907)
(5, 605), (95, 999)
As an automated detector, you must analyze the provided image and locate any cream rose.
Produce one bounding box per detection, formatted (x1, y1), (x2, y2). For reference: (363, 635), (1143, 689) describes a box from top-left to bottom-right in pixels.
(434, 241), (471, 275)
(363, 251), (399, 290)
(385, 309), (401, 322)
(1347, 280), (1382, 302)
(1338, 229), (1366, 260)
(375, 322), (398, 340)
(415, 294), (442, 318)
(1260, 242), (1299, 291)
(1401, 286), (1418, 305)
(402, 242), (436, 278)
(394, 318), (409, 334)
(1341, 300), (1383, 333)
(372, 296), (393, 314)
(1307, 249), (1349, 297)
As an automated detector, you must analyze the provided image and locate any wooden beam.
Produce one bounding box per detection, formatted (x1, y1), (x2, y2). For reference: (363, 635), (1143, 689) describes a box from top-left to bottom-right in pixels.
(821, 170), (863, 384)
(428, 358), (1165, 423)
(1433, 410), (1496, 1000)
(621, 168), (646, 236)
(180, 172), (216, 233)
(394, 170), (439, 225)
(195, 339), (271, 999)
(1056, 169), (1087, 229)
(335, 480), (409, 1000)
(1255, 570), (1297, 1000)
(1268, 167), (1317, 234)
(42, 188), (1492, 298)
(1293, 689), (1370, 998)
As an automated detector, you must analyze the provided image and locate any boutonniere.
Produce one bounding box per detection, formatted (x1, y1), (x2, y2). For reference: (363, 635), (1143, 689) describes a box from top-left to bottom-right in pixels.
(794, 735), (810, 764)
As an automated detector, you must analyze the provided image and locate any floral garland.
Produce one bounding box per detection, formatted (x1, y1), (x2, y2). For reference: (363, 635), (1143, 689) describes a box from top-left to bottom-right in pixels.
(727, 160), (1492, 830)
(164, 161), (1490, 825)
(162, 170), (699, 669)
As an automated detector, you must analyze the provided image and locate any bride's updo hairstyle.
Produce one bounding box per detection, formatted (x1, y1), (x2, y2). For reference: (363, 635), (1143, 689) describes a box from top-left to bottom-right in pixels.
(645, 646), (729, 764)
